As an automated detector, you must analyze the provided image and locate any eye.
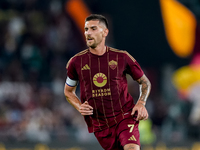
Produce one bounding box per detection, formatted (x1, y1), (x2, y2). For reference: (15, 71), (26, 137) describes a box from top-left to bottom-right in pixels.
(92, 27), (97, 30)
(84, 28), (88, 31)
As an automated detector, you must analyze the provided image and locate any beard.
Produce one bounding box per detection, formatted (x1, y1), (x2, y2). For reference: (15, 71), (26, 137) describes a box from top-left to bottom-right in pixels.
(86, 38), (103, 49)
(89, 43), (97, 49)
(86, 40), (97, 49)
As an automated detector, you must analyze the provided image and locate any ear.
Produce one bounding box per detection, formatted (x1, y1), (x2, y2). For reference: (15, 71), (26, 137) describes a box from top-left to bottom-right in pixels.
(103, 28), (109, 37)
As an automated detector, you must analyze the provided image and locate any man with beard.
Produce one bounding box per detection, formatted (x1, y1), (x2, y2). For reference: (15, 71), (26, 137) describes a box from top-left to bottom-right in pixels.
(64, 14), (151, 150)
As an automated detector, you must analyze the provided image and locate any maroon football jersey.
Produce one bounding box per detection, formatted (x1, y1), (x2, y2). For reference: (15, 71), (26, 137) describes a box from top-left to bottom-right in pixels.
(66, 46), (144, 133)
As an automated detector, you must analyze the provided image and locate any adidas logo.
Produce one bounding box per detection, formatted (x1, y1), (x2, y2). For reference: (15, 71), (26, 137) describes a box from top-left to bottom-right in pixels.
(128, 135), (136, 141)
(81, 64), (90, 70)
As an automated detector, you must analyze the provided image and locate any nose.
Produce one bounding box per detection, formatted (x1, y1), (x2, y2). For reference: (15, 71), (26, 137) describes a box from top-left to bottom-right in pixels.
(85, 29), (92, 35)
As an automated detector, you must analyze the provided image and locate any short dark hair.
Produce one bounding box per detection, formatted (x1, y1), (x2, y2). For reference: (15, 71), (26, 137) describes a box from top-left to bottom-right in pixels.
(85, 14), (108, 29)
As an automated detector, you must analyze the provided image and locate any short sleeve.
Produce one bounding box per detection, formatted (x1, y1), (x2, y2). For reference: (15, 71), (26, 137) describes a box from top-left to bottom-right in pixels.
(124, 51), (144, 80)
(66, 57), (79, 81)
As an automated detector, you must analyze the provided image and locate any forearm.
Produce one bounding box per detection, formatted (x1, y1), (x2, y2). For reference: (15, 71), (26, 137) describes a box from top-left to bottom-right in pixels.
(136, 74), (151, 105)
(64, 84), (82, 112)
(64, 84), (93, 116)
(65, 92), (82, 112)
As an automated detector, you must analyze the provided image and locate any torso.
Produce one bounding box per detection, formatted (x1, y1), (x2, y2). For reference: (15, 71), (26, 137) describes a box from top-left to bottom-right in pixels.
(66, 46), (143, 132)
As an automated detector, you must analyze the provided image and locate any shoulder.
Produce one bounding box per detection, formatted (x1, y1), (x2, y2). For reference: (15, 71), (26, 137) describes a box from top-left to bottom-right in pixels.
(108, 47), (136, 62)
(75, 49), (89, 57)
(109, 47), (125, 53)
(66, 49), (89, 68)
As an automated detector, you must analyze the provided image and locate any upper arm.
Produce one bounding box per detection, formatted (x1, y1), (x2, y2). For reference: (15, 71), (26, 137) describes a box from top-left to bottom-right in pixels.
(124, 51), (144, 80)
(66, 57), (79, 81)
(65, 57), (78, 96)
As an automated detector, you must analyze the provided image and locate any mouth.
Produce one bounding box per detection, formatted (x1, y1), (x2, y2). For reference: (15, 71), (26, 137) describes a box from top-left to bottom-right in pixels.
(87, 37), (94, 41)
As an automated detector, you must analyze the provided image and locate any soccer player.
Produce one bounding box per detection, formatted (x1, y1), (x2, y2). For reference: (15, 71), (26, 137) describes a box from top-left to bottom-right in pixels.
(64, 14), (151, 150)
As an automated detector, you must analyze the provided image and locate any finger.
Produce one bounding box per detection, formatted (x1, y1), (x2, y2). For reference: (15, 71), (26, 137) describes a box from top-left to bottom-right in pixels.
(80, 107), (90, 111)
(80, 110), (93, 115)
(81, 113), (93, 116)
(131, 108), (136, 116)
(81, 105), (92, 109)
(144, 113), (148, 121)
(136, 115), (140, 121)
(136, 111), (143, 121)
(87, 105), (93, 110)
(83, 101), (93, 109)
(80, 106), (92, 111)
(81, 111), (93, 115)
(82, 105), (93, 110)
(80, 108), (93, 113)
(139, 111), (148, 121)
(136, 112), (141, 121)
(80, 106), (93, 111)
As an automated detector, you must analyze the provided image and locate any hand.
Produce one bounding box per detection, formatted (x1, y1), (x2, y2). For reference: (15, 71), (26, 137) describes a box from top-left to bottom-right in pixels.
(131, 102), (148, 121)
(79, 101), (93, 116)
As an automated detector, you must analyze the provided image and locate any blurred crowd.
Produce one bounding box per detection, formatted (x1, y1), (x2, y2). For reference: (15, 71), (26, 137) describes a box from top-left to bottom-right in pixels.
(0, 0), (199, 145)
(0, 0), (89, 143)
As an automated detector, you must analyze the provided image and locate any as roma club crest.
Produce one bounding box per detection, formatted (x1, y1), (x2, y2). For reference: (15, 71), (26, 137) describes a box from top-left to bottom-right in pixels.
(109, 60), (117, 70)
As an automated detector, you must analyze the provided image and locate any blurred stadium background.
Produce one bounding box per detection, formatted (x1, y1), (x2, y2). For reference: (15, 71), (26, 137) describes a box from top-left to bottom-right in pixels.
(0, 0), (200, 149)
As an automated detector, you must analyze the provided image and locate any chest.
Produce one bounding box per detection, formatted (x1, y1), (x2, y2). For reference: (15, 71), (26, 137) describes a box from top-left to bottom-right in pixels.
(75, 53), (126, 82)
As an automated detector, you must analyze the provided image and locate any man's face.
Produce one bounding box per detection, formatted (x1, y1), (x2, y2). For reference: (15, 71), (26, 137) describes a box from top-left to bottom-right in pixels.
(84, 20), (107, 48)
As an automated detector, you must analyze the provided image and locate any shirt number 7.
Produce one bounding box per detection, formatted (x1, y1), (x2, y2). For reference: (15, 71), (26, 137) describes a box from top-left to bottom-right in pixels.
(128, 124), (135, 133)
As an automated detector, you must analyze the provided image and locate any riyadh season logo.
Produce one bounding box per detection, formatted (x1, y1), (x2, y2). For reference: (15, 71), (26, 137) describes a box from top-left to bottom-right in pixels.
(93, 73), (107, 87)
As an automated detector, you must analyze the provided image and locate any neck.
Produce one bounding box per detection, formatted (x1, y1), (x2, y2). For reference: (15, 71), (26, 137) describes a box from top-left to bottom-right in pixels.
(89, 42), (106, 56)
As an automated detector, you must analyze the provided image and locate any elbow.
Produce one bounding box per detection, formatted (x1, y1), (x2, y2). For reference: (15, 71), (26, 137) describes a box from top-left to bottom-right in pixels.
(64, 82), (77, 100)
(144, 74), (151, 88)
(64, 92), (69, 100)
(64, 90), (71, 101)
(64, 89), (67, 97)
(148, 79), (151, 87)
(147, 78), (151, 92)
(64, 86), (69, 99)
(64, 84), (75, 100)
